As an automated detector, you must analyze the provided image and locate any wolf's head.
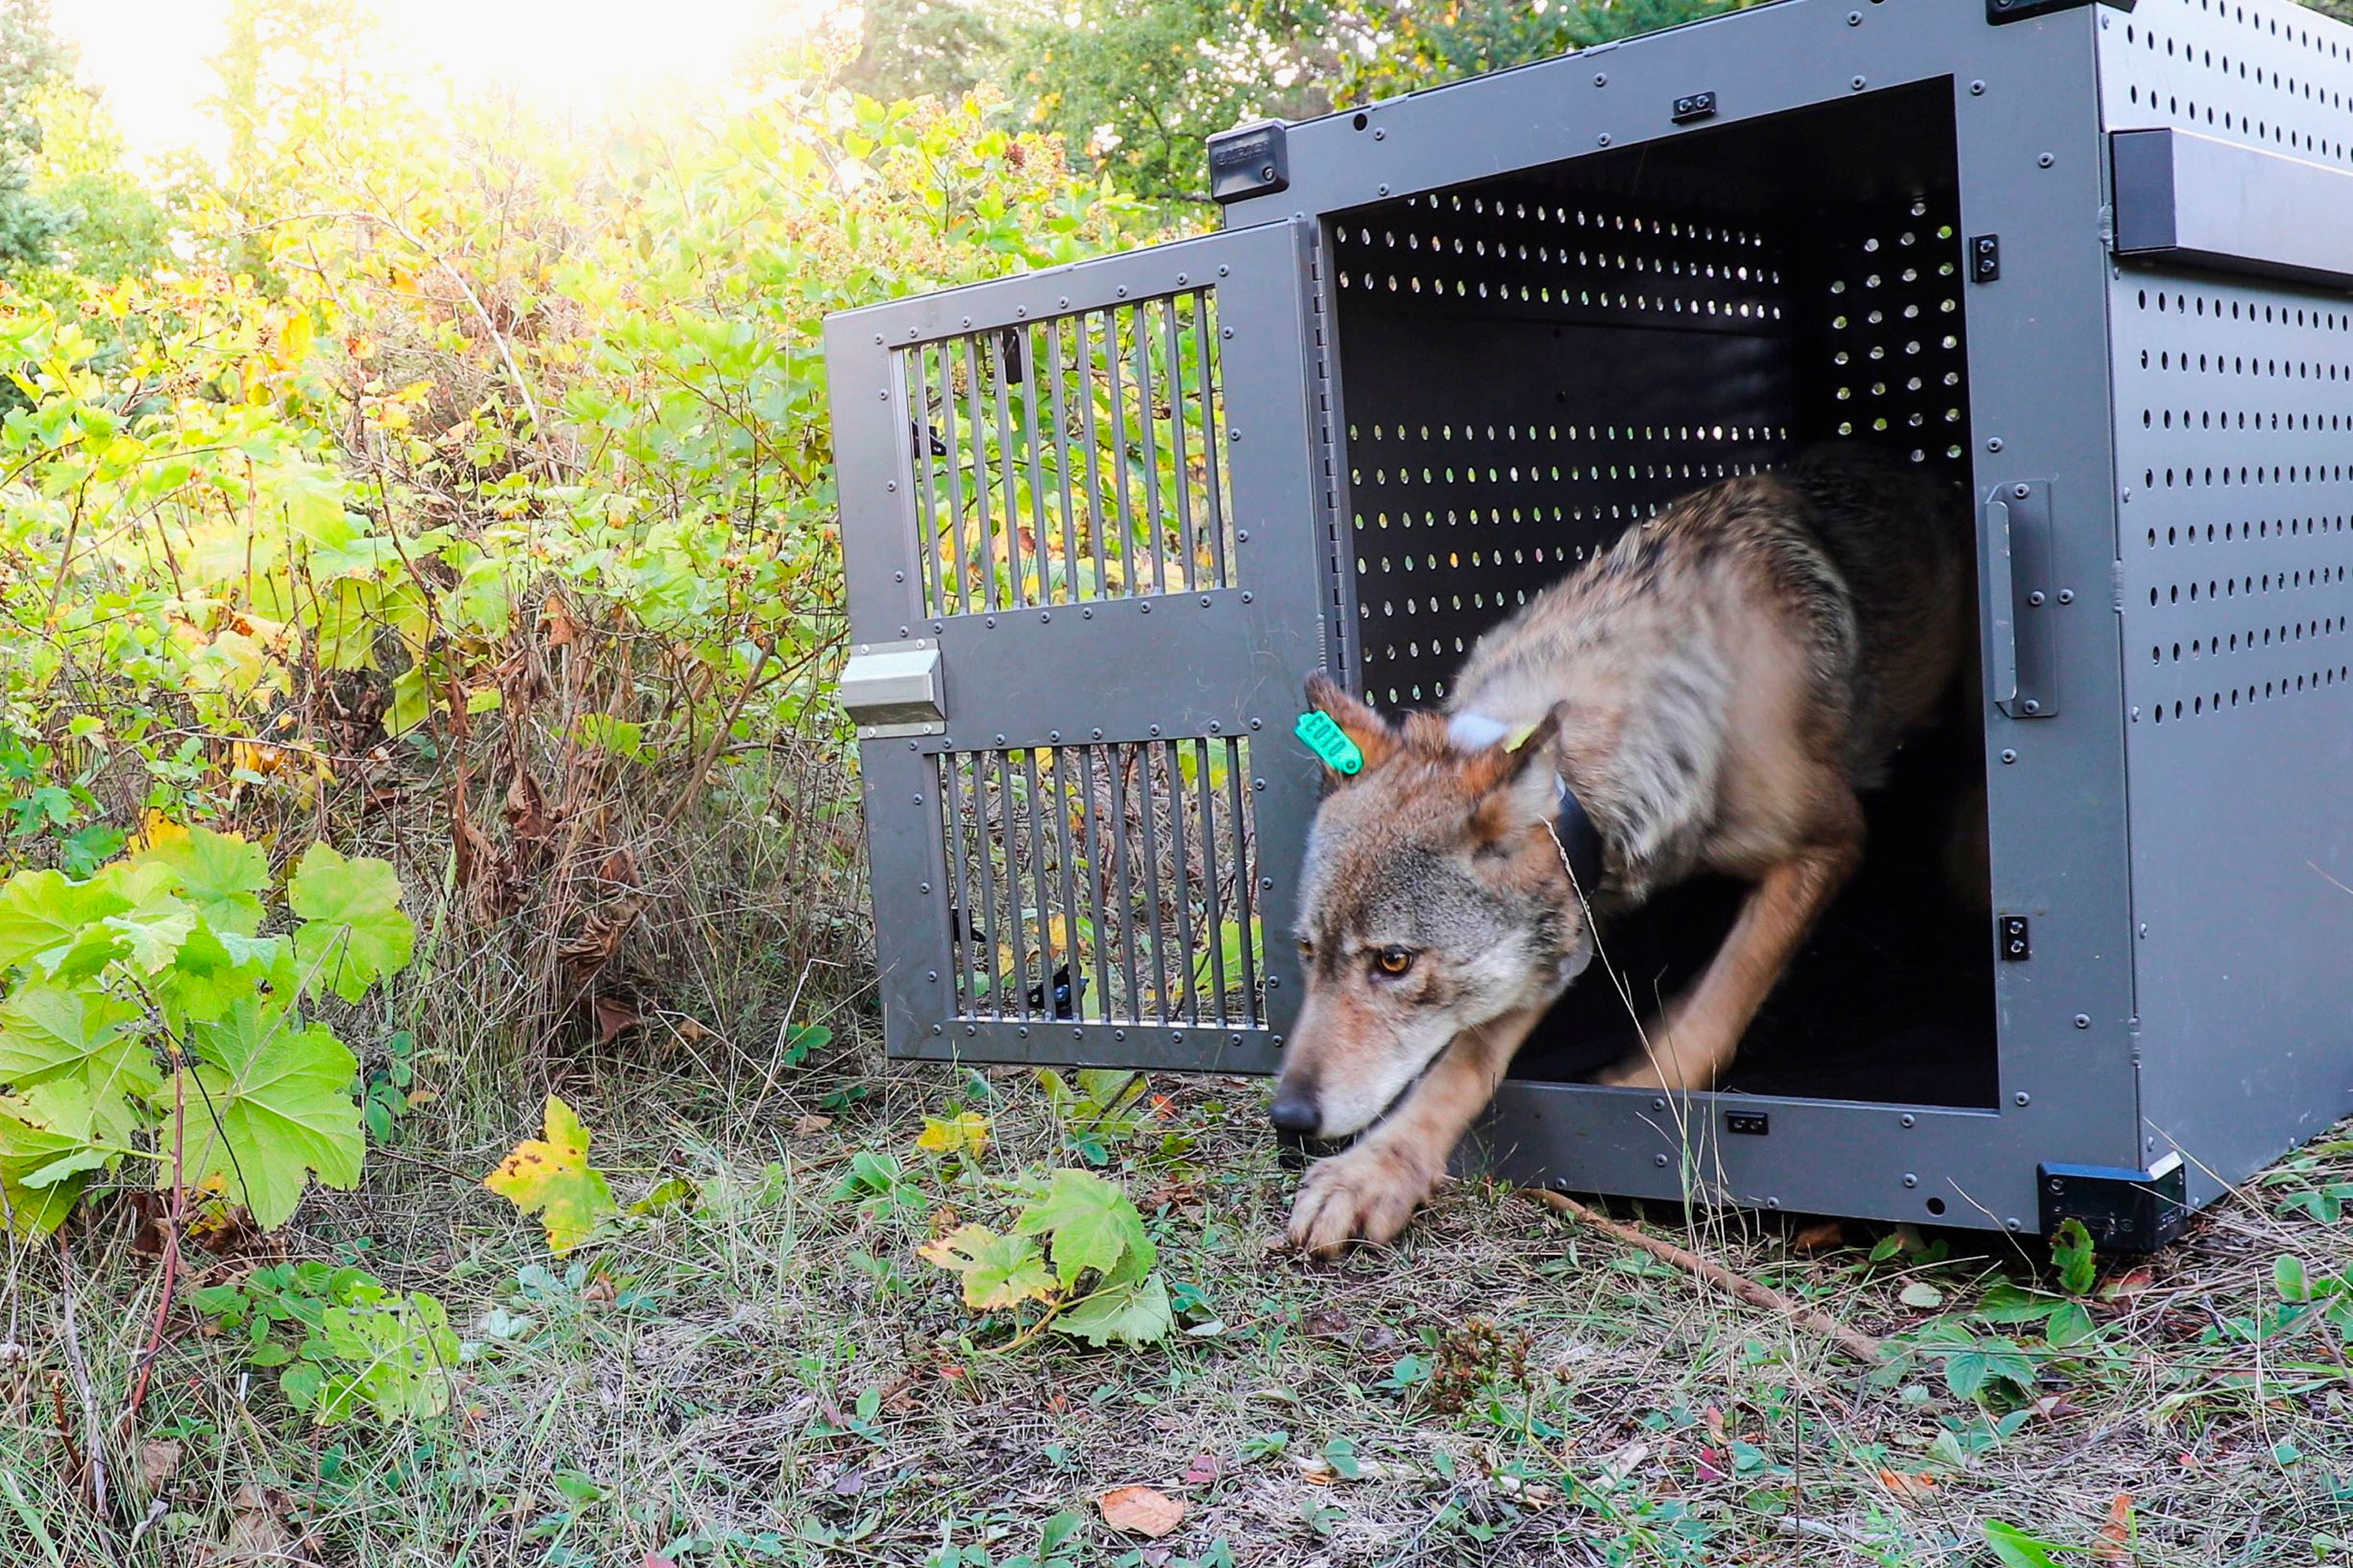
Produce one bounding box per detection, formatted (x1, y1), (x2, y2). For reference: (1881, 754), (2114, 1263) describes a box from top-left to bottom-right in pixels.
(1271, 675), (1593, 1141)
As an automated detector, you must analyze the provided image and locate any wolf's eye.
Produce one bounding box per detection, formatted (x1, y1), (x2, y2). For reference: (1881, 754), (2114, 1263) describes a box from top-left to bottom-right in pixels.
(1373, 946), (1416, 977)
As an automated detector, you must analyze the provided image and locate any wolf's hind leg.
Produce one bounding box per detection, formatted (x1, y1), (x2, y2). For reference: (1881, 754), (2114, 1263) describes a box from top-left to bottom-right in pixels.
(1596, 831), (1860, 1093)
(1288, 1005), (1544, 1258)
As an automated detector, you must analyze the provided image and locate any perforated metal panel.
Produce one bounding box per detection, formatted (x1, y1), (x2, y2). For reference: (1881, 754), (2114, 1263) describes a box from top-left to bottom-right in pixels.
(1329, 85), (1971, 709)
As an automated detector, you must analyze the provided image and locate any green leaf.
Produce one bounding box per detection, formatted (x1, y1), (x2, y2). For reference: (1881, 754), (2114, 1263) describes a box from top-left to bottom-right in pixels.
(483, 1094), (618, 1254)
(1977, 1282), (2061, 1324)
(1013, 1169), (1153, 1290)
(1050, 1270), (1172, 1348)
(315, 1292), (458, 1424)
(0, 1080), (116, 1237)
(1982, 1521), (2065, 1568)
(0, 984), (158, 1122)
(279, 1359), (325, 1412)
(2275, 1254), (2311, 1302)
(2051, 1217), (2097, 1296)
(135, 825), (269, 937)
(919, 1224), (1054, 1309)
(1897, 1281), (1944, 1309)
(2044, 1301), (2098, 1349)
(162, 923), (293, 1024)
(96, 897), (198, 975)
(0, 870), (130, 973)
(288, 846), (413, 1002)
(173, 998), (365, 1228)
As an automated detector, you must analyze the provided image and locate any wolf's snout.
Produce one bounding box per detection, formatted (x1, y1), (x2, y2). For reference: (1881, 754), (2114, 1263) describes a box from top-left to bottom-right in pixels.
(1269, 1082), (1321, 1141)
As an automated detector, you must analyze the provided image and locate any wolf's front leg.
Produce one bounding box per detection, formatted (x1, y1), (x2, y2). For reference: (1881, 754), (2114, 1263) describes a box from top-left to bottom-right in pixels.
(1287, 1006), (1544, 1257)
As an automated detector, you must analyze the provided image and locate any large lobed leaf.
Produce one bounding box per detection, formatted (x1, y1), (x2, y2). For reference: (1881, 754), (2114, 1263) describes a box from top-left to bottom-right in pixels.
(173, 997), (365, 1228)
(288, 845), (413, 1002)
(0, 1080), (118, 1238)
(135, 823), (271, 937)
(919, 1223), (1054, 1309)
(1013, 1168), (1155, 1290)
(484, 1094), (618, 1254)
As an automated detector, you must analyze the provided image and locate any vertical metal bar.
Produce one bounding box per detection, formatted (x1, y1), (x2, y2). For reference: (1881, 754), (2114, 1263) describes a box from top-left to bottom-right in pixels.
(1106, 310), (1137, 597)
(1046, 317), (1082, 605)
(907, 346), (940, 619)
(940, 753), (971, 1015)
(961, 335), (995, 612)
(983, 751), (1012, 1019)
(1162, 738), (1199, 1026)
(1048, 745), (1086, 1022)
(1022, 748), (1056, 1021)
(1023, 322), (1053, 603)
(1107, 745), (1143, 1020)
(991, 330), (1027, 609)
(1076, 744), (1114, 1024)
(1133, 304), (1169, 599)
(998, 748), (1032, 1018)
(1078, 313), (1113, 601)
(1162, 296), (1198, 595)
(1194, 289), (1232, 588)
(1133, 743), (1169, 1023)
(940, 342), (971, 617)
(1195, 737), (1227, 1025)
(1224, 737), (1259, 1027)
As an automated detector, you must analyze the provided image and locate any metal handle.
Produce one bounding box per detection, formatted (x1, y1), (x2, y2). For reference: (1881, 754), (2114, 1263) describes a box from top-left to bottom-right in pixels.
(1985, 482), (2058, 719)
(1984, 497), (2018, 710)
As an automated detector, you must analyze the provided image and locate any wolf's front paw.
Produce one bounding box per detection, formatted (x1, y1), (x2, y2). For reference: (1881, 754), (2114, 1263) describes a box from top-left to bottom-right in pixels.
(1286, 1145), (1441, 1258)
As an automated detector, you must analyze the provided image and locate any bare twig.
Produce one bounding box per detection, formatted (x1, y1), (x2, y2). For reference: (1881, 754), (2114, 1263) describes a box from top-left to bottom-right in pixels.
(1522, 1188), (1887, 1367)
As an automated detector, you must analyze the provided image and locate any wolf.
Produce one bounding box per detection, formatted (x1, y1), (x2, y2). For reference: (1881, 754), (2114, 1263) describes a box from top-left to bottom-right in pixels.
(1275, 444), (1973, 1257)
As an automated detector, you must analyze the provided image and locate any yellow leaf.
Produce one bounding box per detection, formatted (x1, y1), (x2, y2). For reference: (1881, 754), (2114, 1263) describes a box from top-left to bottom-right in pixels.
(915, 1111), (990, 1158)
(277, 311), (314, 369)
(133, 813), (188, 853)
(483, 1094), (617, 1253)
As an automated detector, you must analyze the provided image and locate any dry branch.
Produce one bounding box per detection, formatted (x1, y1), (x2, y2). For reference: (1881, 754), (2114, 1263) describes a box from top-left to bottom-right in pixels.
(1522, 1188), (1887, 1367)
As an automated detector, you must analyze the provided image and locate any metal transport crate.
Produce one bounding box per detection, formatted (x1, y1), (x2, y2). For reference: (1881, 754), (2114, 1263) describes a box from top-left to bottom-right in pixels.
(824, 0), (2353, 1246)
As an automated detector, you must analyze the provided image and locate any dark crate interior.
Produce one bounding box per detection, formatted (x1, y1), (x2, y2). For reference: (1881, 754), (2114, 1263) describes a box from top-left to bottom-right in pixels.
(1327, 80), (1998, 1108)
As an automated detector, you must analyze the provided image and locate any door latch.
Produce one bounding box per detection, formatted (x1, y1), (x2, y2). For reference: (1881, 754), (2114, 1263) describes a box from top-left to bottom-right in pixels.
(839, 639), (944, 739)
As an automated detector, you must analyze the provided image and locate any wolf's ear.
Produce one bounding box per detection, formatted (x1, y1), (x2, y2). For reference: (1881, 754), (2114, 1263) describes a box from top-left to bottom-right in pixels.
(1468, 702), (1569, 842)
(1303, 672), (1398, 780)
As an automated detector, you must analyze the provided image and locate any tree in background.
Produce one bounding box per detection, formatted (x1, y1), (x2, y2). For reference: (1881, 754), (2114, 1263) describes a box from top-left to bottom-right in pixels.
(0, 0), (71, 270)
(840, 0), (1758, 204)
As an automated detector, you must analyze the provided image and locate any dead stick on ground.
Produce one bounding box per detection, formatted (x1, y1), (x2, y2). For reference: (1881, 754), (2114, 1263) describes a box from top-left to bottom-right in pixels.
(1523, 1188), (1886, 1367)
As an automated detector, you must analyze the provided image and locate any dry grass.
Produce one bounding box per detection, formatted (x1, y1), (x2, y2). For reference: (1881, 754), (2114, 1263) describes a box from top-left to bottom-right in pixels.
(4, 1022), (2351, 1566)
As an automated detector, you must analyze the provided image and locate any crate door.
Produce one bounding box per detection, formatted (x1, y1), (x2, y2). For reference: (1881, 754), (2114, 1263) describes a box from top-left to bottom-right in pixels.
(827, 220), (1329, 1072)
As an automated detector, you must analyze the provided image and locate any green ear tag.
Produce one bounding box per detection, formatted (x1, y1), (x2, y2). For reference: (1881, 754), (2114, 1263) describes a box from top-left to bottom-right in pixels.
(1295, 710), (1363, 775)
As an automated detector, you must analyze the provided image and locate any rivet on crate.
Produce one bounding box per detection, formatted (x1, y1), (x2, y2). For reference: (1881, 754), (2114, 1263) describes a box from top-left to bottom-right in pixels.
(1900, 1112), (1916, 1129)
(1597, 134), (1612, 147)
(1970, 79), (1985, 95)
(1850, 75), (1867, 91)
(1593, 71), (1607, 85)
(2038, 153), (2054, 169)
(1040, 610), (1051, 623)
(2014, 1092), (2031, 1107)
(1140, 601), (1151, 613)
(2074, 1013), (2091, 1029)
(1987, 436), (2005, 451)
(1048, 730), (1061, 744)
(2001, 748), (2017, 763)
(1653, 1153), (1669, 1167)
(1241, 591), (1255, 604)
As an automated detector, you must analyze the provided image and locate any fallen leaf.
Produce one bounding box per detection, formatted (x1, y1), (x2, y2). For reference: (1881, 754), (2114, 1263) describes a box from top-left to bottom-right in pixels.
(140, 1439), (182, 1490)
(1300, 1307), (1349, 1338)
(2102, 1268), (2155, 1302)
(1703, 1405), (1728, 1444)
(1180, 1453), (1222, 1486)
(793, 1113), (834, 1136)
(1098, 1485), (1185, 1538)
(2093, 1493), (2135, 1563)
(1598, 1439), (1649, 1485)
(915, 1111), (990, 1158)
(593, 997), (641, 1045)
(642, 1556), (678, 1568)
(483, 1094), (620, 1253)
(540, 595), (584, 649)
(1792, 1220), (1845, 1253)
(1899, 1281), (1945, 1309)
(1878, 1468), (1937, 1502)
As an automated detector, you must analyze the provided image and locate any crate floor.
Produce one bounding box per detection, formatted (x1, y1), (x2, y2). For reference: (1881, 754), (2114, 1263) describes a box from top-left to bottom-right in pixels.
(1509, 707), (1998, 1108)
